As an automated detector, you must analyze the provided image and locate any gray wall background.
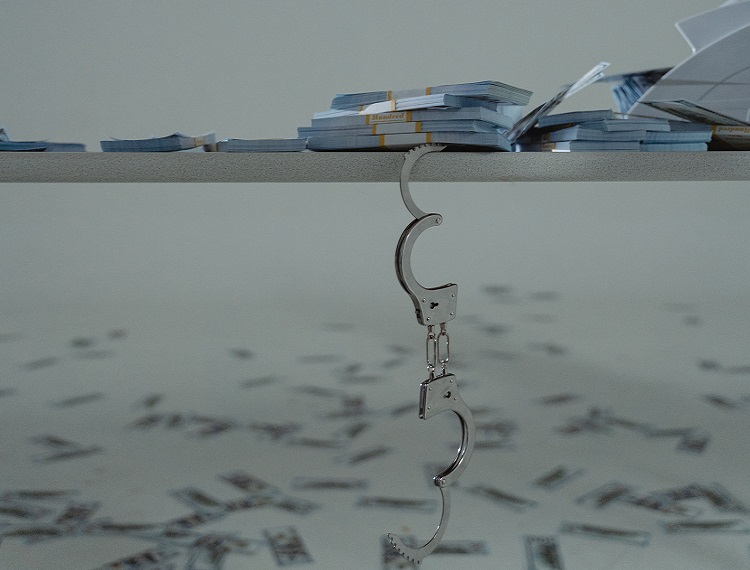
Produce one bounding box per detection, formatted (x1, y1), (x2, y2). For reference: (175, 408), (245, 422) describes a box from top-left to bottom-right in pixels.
(3, 6), (750, 568)
(1, 1), (747, 332)
(0, 1), (720, 146)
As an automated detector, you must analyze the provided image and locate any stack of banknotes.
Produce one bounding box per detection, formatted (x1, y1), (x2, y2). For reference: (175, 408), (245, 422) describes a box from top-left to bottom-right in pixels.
(0, 126), (86, 152)
(513, 109), (713, 152)
(100, 132), (216, 152)
(639, 100), (750, 150)
(299, 80), (532, 151)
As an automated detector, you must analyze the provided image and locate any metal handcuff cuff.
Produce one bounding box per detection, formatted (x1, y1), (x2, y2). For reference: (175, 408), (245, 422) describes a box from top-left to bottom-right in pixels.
(388, 145), (476, 564)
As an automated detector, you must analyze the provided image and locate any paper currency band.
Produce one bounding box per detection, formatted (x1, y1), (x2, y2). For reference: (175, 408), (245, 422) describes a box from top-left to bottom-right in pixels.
(386, 87), (431, 97)
(371, 122), (422, 135)
(365, 112), (412, 125)
(378, 133), (431, 147)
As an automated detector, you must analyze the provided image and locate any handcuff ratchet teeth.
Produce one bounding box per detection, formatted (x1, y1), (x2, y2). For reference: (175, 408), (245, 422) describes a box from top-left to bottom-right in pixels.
(388, 373), (475, 564)
(388, 144), (477, 564)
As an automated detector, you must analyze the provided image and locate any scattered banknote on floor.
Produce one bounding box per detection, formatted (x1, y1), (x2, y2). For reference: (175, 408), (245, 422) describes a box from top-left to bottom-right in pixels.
(524, 535), (565, 570)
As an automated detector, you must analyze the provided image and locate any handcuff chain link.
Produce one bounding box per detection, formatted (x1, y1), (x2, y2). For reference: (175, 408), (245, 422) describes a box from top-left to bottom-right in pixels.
(438, 322), (450, 375)
(426, 322), (451, 378)
(426, 325), (437, 377)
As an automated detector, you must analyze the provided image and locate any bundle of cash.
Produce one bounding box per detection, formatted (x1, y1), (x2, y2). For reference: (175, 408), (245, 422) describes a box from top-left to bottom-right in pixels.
(306, 131), (513, 151)
(301, 119), (506, 139)
(100, 132), (216, 152)
(0, 127), (85, 152)
(314, 97), (527, 122)
(641, 120), (713, 151)
(536, 109), (616, 128)
(299, 80), (533, 151)
(329, 80), (533, 110)
(0, 141), (86, 152)
(640, 99), (750, 150)
(514, 111), (711, 152)
(305, 111), (517, 133)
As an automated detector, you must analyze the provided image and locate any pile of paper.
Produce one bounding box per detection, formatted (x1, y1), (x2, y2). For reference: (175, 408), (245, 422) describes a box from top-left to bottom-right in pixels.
(0, 126), (86, 152)
(602, 68), (672, 114)
(634, 100), (750, 151)
(513, 110), (712, 152)
(299, 80), (532, 151)
(628, 1), (750, 124)
(100, 132), (216, 152)
(596, 1), (750, 152)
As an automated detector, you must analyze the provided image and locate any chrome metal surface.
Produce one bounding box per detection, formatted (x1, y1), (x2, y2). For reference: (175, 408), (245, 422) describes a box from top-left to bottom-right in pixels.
(419, 373), (475, 487)
(387, 486), (451, 565)
(388, 372), (475, 563)
(389, 145), (476, 564)
(395, 214), (458, 326)
(399, 144), (447, 218)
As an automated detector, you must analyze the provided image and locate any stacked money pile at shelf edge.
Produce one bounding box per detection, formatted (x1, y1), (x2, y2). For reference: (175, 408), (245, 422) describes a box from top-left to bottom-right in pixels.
(513, 109), (713, 152)
(218, 80), (533, 152)
(100, 132), (217, 152)
(0, 126), (86, 152)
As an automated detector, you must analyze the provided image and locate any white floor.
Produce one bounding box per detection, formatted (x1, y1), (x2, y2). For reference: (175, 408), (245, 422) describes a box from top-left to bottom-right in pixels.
(1, 181), (749, 568)
(1, 285), (749, 569)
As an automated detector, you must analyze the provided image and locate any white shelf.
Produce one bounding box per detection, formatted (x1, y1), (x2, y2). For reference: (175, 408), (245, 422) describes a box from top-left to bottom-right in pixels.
(1, 151), (750, 183)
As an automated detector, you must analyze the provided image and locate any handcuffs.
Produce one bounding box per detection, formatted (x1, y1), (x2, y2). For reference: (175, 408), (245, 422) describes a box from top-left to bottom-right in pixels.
(388, 145), (476, 564)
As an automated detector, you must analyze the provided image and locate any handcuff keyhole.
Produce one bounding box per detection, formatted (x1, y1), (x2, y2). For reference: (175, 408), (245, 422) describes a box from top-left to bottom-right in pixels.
(430, 302), (439, 309)
(444, 391), (451, 399)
